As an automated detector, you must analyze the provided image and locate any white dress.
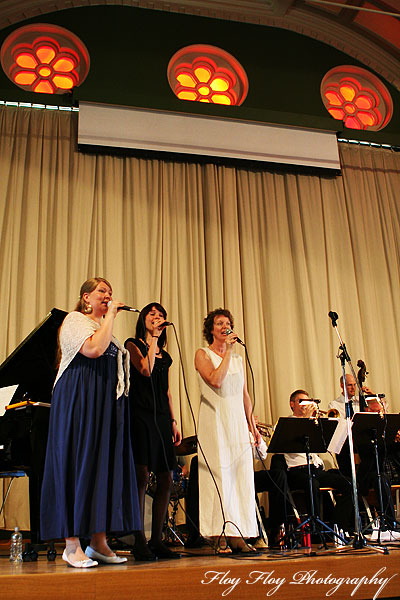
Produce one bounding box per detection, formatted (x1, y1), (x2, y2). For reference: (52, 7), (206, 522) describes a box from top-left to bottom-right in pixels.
(197, 347), (257, 538)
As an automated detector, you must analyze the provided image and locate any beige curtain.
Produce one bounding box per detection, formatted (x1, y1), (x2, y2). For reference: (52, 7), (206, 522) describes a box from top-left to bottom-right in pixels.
(1, 106), (399, 529)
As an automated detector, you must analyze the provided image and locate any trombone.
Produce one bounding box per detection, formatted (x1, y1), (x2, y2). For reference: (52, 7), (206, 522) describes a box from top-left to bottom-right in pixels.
(256, 422), (274, 439)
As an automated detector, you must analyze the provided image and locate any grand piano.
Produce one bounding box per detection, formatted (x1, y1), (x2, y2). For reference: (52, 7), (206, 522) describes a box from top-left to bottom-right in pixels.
(0, 308), (67, 557)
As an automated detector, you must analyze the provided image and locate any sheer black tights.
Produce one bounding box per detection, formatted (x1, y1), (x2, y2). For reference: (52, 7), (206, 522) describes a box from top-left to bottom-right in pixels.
(134, 464), (172, 547)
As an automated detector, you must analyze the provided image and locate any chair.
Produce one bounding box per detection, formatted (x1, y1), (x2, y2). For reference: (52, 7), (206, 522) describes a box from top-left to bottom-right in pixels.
(288, 487), (336, 522)
(391, 484), (400, 519)
(0, 470), (26, 517)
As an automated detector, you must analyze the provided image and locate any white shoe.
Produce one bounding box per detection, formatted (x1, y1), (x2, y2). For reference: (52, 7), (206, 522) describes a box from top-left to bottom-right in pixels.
(62, 549), (98, 568)
(85, 546), (128, 564)
(366, 529), (400, 542)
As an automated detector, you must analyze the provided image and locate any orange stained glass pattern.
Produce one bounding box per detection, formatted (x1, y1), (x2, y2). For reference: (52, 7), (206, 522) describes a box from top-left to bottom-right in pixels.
(53, 57), (75, 72)
(36, 46), (56, 64)
(38, 66), (52, 77)
(168, 45), (248, 106)
(321, 65), (393, 131)
(14, 71), (37, 85)
(1, 23), (90, 95)
(15, 53), (37, 69)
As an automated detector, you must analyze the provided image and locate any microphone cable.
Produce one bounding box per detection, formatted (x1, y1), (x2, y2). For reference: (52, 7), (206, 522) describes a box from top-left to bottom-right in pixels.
(169, 323), (262, 554)
(168, 322), (229, 553)
(128, 315), (222, 553)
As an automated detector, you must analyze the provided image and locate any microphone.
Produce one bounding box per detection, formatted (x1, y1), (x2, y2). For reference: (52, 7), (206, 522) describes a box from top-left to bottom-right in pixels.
(158, 321), (172, 329)
(107, 301), (140, 313)
(224, 328), (245, 346)
(328, 311), (338, 327)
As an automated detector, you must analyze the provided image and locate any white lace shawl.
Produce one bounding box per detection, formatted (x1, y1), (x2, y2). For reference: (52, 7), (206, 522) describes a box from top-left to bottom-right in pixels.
(53, 311), (130, 398)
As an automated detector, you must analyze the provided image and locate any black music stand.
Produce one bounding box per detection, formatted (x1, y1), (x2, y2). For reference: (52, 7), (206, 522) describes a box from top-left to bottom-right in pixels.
(352, 412), (400, 539)
(268, 417), (346, 548)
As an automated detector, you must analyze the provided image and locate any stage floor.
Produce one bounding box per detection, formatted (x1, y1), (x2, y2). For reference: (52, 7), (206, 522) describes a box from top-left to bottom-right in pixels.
(1, 540), (400, 600)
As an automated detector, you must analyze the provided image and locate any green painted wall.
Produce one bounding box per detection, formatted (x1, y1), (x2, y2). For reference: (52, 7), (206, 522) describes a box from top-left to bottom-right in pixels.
(0, 5), (399, 145)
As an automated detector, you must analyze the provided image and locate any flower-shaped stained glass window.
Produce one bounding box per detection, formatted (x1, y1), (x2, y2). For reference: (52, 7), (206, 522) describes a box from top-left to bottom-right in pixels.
(1, 24), (90, 94)
(321, 66), (393, 131)
(168, 45), (248, 106)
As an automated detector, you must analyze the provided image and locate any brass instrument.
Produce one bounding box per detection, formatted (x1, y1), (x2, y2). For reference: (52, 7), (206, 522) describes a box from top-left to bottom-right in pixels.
(317, 408), (340, 418)
(256, 422), (274, 439)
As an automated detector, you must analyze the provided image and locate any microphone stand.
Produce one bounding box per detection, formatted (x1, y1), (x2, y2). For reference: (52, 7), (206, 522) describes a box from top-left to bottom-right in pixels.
(371, 427), (387, 542)
(328, 312), (388, 554)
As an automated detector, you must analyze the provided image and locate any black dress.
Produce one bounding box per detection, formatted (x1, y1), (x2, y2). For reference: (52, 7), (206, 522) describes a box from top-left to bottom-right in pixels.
(125, 338), (177, 473)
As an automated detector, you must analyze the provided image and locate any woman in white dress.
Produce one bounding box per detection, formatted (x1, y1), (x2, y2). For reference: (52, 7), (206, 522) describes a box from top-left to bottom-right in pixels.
(194, 308), (261, 552)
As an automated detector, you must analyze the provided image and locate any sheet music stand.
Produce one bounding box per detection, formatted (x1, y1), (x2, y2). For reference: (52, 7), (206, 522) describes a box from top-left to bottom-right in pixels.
(268, 417), (338, 455)
(268, 417), (345, 548)
(352, 413), (400, 538)
(352, 413), (400, 452)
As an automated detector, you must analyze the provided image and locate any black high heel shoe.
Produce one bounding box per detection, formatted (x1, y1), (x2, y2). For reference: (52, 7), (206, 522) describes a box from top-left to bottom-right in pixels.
(148, 541), (182, 559)
(131, 539), (158, 562)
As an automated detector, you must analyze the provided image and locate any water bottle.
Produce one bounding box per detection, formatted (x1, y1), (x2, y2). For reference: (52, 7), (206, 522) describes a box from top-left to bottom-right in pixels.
(279, 523), (287, 551)
(9, 527), (23, 563)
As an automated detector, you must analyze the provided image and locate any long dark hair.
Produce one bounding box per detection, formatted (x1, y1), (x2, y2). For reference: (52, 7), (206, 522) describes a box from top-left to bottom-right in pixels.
(135, 302), (168, 349)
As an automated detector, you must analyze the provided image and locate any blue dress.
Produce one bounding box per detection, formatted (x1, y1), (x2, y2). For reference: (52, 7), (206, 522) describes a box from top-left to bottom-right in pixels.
(40, 342), (140, 539)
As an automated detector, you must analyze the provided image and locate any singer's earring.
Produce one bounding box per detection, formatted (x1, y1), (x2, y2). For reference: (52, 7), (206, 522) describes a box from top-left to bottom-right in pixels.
(84, 302), (93, 314)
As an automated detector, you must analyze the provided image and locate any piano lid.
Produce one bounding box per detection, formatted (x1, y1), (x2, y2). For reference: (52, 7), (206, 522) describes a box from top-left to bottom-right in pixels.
(0, 308), (67, 404)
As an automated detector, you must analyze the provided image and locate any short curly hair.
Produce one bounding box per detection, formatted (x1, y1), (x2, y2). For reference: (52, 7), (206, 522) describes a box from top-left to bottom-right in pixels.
(202, 308), (234, 345)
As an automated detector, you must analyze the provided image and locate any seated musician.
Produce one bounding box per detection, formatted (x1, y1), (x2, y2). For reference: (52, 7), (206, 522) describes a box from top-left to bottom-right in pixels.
(283, 389), (353, 534)
(328, 374), (373, 477)
(253, 456), (289, 547)
(357, 396), (400, 537)
(252, 419), (289, 547)
(328, 374), (363, 419)
(384, 429), (400, 486)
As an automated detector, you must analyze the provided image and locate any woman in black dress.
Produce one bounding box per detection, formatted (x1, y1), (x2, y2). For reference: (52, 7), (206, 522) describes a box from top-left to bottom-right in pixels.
(125, 302), (181, 559)
(41, 277), (140, 567)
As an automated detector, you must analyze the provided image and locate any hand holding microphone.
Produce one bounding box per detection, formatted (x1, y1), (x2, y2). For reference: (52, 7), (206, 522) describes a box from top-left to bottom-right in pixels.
(224, 328), (245, 346)
(151, 317), (172, 338)
(106, 300), (126, 317)
(107, 301), (140, 313)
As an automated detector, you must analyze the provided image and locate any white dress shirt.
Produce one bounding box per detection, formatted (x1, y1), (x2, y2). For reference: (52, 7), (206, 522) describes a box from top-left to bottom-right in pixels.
(283, 415), (325, 470)
(328, 394), (360, 420)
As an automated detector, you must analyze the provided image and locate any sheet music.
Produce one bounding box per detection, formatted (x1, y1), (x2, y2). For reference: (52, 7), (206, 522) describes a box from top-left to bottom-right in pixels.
(0, 384), (18, 416)
(327, 418), (348, 453)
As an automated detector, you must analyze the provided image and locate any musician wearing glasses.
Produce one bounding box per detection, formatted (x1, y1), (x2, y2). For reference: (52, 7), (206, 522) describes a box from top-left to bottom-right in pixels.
(195, 308), (260, 553)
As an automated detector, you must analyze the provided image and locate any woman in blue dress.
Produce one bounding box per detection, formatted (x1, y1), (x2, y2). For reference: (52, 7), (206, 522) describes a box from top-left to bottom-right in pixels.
(40, 277), (140, 567)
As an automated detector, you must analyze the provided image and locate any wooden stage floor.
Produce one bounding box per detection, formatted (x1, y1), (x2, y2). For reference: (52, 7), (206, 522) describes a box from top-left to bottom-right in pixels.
(1, 540), (400, 600)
